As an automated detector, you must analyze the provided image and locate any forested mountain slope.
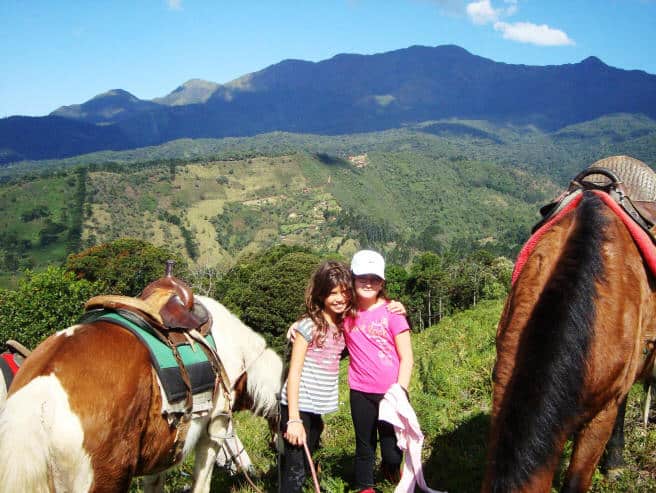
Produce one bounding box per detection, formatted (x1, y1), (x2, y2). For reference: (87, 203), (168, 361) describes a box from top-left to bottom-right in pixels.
(2, 114), (655, 288)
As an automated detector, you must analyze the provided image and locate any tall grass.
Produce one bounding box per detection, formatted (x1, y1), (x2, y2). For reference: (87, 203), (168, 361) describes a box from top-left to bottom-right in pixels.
(133, 298), (656, 492)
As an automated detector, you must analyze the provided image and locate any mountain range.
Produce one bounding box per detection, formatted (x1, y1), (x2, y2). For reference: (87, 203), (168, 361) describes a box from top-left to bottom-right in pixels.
(1, 44), (656, 164)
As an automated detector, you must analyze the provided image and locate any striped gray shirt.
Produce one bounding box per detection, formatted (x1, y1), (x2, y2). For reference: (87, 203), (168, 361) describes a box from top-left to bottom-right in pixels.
(281, 317), (345, 415)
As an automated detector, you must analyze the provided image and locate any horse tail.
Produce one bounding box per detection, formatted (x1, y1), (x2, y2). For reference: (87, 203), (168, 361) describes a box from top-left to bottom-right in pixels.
(0, 374), (93, 493)
(492, 191), (607, 492)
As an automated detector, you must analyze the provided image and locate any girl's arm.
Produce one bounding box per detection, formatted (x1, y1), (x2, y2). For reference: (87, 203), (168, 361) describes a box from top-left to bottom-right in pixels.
(394, 330), (414, 391)
(388, 301), (414, 330)
(387, 299), (406, 315)
(284, 334), (309, 446)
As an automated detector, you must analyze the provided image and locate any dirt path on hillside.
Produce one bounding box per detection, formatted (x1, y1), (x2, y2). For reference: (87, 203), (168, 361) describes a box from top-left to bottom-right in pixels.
(186, 198), (230, 268)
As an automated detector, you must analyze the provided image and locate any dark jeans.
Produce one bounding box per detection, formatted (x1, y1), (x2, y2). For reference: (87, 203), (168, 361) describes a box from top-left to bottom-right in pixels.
(350, 389), (402, 489)
(279, 404), (324, 493)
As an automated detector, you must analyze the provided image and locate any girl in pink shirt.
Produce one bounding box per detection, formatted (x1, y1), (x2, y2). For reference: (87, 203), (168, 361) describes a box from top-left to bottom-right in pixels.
(345, 250), (414, 493)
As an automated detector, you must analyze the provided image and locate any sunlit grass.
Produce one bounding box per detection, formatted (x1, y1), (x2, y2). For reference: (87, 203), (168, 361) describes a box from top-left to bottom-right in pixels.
(131, 298), (656, 492)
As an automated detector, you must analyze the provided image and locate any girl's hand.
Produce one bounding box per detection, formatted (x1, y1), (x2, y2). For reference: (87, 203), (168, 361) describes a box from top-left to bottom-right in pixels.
(284, 421), (306, 446)
(286, 322), (299, 342)
(387, 300), (407, 316)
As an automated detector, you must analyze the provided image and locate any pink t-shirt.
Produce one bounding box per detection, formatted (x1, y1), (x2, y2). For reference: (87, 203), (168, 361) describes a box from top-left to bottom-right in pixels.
(343, 302), (410, 394)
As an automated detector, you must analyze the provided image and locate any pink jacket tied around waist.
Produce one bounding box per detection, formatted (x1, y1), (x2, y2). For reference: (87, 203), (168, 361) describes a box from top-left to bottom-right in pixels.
(379, 383), (446, 493)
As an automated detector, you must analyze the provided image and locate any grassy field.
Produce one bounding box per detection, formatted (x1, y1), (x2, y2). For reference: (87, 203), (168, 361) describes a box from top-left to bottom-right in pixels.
(0, 173), (79, 287)
(130, 299), (656, 492)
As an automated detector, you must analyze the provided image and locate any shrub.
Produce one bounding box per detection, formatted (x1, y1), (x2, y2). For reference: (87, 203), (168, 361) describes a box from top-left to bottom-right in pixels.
(0, 266), (103, 349)
(65, 238), (188, 296)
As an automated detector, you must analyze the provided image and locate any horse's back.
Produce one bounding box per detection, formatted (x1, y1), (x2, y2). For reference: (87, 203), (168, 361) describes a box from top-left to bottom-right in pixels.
(0, 321), (170, 492)
(585, 202), (656, 393)
(509, 196), (653, 394)
(11, 322), (154, 409)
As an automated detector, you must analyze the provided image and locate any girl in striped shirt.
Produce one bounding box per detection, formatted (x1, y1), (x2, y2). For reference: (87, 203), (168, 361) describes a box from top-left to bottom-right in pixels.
(280, 260), (354, 493)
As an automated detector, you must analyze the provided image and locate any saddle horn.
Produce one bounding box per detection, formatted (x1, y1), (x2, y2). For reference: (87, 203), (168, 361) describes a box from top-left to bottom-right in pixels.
(138, 260), (206, 330)
(571, 167), (623, 191)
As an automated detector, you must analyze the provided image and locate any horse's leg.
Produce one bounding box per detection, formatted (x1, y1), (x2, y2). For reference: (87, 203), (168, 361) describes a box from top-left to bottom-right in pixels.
(142, 473), (165, 493)
(191, 415), (230, 493)
(600, 397), (627, 477)
(561, 404), (619, 493)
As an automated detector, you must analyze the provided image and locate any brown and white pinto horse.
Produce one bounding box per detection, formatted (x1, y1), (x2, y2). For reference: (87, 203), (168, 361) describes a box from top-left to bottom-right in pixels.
(484, 186), (656, 492)
(0, 295), (283, 493)
(0, 340), (258, 482)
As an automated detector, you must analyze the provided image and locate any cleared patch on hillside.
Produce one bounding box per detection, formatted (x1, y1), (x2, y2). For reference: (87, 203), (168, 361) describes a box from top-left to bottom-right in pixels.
(81, 155), (344, 271)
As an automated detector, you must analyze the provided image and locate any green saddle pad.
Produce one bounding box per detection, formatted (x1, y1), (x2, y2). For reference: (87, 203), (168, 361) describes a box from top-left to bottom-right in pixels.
(80, 309), (217, 403)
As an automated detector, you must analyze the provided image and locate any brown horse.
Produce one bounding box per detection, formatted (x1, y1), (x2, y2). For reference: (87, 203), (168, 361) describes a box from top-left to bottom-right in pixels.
(483, 163), (656, 492)
(0, 294), (283, 493)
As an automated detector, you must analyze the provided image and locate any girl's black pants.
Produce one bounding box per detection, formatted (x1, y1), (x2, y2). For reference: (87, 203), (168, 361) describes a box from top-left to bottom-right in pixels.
(349, 388), (403, 489)
(279, 404), (324, 493)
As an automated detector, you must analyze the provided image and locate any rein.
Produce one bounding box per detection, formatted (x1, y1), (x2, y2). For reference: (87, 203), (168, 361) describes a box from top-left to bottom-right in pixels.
(275, 393), (321, 493)
(219, 433), (265, 493)
(304, 441), (321, 493)
(213, 346), (274, 493)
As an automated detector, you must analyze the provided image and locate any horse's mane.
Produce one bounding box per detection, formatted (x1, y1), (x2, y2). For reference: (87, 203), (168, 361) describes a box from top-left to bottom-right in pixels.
(195, 295), (283, 418)
(244, 347), (283, 418)
(492, 191), (608, 491)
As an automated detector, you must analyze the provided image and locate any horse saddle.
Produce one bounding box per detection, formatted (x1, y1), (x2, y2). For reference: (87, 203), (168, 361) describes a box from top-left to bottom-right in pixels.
(535, 155), (656, 241)
(85, 260), (211, 347)
(1, 340), (30, 391)
(82, 261), (229, 418)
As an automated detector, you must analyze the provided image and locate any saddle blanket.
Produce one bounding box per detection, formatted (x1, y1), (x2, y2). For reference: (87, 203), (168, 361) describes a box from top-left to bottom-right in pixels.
(80, 310), (217, 407)
(513, 189), (656, 285)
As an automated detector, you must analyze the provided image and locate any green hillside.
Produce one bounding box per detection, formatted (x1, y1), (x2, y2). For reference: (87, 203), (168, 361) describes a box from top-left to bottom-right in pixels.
(0, 170), (83, 286)
(1, 115), (655, 288)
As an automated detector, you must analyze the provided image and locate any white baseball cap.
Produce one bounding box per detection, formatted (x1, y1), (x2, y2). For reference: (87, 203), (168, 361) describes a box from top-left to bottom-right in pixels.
(350, 250), (385, 280)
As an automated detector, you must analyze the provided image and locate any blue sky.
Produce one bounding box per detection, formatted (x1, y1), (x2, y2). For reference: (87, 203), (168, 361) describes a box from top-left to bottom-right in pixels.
(2, 0), (655, 118)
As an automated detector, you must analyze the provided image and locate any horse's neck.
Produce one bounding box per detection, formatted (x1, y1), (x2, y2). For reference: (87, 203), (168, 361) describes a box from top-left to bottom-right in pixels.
(196, 295), (268, 385)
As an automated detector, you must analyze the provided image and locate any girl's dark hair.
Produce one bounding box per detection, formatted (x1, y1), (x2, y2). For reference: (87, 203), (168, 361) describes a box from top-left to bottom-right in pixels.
(303, 261), (355, 347)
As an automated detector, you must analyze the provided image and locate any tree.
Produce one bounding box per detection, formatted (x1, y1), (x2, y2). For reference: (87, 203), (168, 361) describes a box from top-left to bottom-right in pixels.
(65, 238), (189, 296)
(385, 263), (409, 302)
(0, 267), (103, 349)
(214, 245), (321, 352)
(447, 250), (511, 310)
(407, 252), (450, 330)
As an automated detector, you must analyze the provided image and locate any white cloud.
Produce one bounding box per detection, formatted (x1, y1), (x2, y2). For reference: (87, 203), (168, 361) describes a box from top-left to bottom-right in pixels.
(503, 0), (518, 16)
(460, 1), (575, 47)
(167, 0), (182, 10)
(466, 0), (499, 24)
(494, 21), (575, 46)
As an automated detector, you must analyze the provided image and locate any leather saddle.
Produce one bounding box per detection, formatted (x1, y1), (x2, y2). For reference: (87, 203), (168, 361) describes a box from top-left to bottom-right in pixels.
(535, 155), (656, 240)
(82, 261), (229, 418)
(4, 340), (30, 360)
(85, 260), (211, 347)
